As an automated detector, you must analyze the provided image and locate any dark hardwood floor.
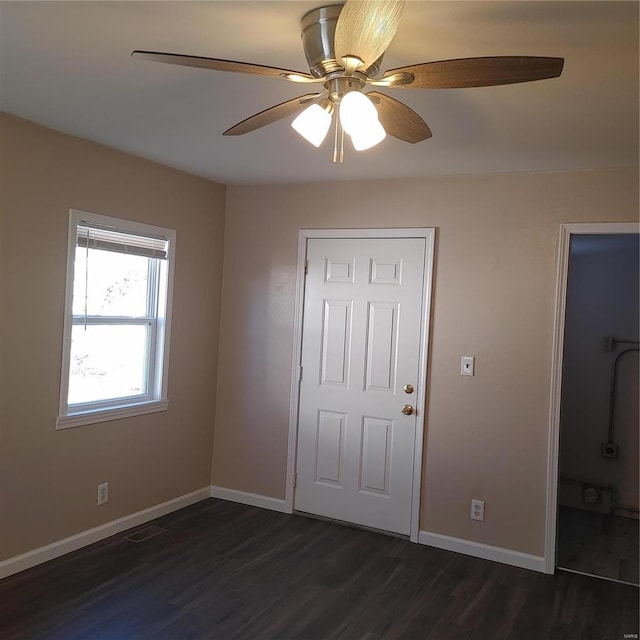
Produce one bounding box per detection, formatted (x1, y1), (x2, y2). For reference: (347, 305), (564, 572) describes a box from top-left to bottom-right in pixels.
(557, 505), (639, 585)
(1, 498), (638, 640)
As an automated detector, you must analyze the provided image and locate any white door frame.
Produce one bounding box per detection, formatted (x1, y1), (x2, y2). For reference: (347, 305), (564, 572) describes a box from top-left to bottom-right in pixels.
(285, 228), (436, 543)
(544, 221), (640, 574)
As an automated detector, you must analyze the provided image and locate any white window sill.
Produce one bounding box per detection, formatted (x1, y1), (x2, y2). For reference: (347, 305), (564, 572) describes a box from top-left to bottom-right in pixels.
(56, 399), (169, 429)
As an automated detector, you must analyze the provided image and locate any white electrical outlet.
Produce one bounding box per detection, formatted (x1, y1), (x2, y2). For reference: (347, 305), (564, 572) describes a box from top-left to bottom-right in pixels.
(97, 482), (109, 506)
(471, 499), (484, 521)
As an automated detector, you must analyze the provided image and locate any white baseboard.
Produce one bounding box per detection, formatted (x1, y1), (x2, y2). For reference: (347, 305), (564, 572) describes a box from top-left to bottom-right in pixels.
(0, 487), (211, 580)
(210, 485), (290, 514)
(418, 530), (546, 573)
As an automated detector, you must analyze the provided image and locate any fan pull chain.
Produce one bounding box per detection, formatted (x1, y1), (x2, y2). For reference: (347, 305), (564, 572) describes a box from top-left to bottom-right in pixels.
(332, 116), (345, 164)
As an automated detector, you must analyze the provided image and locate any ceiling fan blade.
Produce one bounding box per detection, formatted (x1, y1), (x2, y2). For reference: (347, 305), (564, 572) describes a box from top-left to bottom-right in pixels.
(131, 50), (319, 83)
(367, 91), (432, 143)
(334, 1), (404, 72)
(383, 56), (564, 89)
(223, 93), (324, 136)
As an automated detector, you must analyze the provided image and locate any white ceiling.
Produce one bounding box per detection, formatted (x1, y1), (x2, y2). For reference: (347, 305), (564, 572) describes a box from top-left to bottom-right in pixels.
(1, 1), (637, 185)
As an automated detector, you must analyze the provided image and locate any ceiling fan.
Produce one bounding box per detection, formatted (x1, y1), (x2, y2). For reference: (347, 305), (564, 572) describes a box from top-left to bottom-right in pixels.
(132, 1), (564, 162)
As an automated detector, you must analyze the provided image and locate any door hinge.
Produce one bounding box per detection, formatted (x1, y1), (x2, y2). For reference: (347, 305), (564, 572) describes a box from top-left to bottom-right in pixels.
(298, 365), (303, 381)
(304, 259), (308, 275)
(293, 472), (297, 488)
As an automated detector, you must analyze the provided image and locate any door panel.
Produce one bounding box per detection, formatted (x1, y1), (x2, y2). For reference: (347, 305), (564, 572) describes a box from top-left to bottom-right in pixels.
(295, 237), (427, 535)
(365, 301), (399, 392)
(315, 410), (346, 487)
(320, 300), (352, 387)
(359, 416), (393, 495)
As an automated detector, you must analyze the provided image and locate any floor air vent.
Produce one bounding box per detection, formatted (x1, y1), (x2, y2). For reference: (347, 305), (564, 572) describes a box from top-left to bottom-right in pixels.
(123, 525), (166, 543)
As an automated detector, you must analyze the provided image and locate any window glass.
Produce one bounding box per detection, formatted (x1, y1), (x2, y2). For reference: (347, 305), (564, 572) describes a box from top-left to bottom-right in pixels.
(72, 248), (150, 317)
(68, 325), (148, 404)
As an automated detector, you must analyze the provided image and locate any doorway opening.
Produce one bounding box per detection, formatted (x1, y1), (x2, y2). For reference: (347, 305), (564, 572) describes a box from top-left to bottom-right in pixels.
(548, 225), (638, 583)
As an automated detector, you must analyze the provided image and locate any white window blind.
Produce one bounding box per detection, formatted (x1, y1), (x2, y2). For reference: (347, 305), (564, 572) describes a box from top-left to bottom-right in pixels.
(77, 222), (168, 259)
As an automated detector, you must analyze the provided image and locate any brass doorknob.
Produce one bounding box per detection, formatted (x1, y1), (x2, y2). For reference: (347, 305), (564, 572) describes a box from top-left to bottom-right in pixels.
(402, 404), (414, 416)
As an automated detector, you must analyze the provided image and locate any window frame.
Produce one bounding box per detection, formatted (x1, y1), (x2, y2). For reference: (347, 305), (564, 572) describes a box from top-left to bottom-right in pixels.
(56, 209), (176, 429)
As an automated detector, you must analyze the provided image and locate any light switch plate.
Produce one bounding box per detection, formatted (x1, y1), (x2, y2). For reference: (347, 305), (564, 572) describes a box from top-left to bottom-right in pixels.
(461, 356), (475, 376)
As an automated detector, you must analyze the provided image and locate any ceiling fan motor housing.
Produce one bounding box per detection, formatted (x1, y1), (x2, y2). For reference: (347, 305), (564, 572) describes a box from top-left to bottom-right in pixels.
(300, 4), (383, 78)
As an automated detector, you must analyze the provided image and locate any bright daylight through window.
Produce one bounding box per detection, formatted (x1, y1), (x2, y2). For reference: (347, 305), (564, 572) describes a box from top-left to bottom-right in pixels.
(57, 210), (175, 428)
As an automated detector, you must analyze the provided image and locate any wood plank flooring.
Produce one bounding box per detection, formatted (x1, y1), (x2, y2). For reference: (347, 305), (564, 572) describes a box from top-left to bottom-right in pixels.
(557, 505), (639, 584)
(1, 498), (638, 640)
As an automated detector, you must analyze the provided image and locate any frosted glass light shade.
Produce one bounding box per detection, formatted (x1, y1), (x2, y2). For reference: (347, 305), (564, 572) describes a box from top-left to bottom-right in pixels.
(339, 91), (378, 134)
(339, 91), (386, 151)
(349, 118), (386, 150)
(291, 104), (332, 147)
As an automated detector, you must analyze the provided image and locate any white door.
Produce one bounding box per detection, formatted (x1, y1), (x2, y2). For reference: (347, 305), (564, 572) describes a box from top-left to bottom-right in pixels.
(294, 236), (429, 535)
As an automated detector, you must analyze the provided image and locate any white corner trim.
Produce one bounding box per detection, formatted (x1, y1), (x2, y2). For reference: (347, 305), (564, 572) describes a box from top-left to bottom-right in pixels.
(418, 530), (545, 573)
(544, 224), (572, 574)
(0, 487), (210, 580)
(210, 485), (291, 514)
(284, 231), (309, 513)
(410, 228), (436, 543)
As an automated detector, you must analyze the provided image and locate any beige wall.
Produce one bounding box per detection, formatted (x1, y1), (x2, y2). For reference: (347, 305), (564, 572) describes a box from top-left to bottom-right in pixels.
(212, 167), (639, 556)
(0, 113), (226, 560)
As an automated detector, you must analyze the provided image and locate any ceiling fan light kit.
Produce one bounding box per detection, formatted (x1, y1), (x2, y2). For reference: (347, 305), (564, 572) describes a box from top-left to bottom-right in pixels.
(339, 90), (386, 151)
(349, 116), (386, 152)
(132, 0), (564, 163)
(291, 103), (333, 147)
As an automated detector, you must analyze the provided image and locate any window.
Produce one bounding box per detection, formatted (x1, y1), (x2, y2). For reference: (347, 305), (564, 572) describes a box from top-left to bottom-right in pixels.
(57, 210), (175, 428)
